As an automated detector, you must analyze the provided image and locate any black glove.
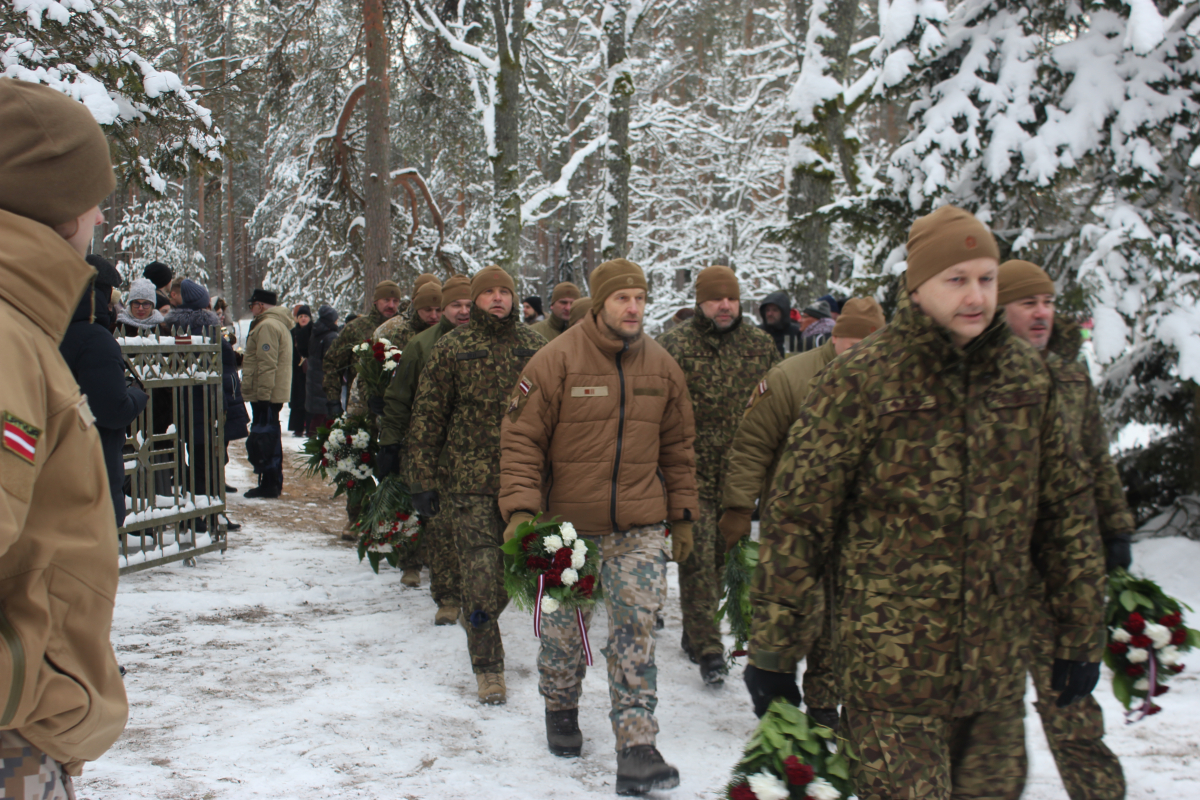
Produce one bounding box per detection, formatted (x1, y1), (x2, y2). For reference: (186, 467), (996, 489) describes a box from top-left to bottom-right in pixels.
(744, 664), (801, 718)
(375, 443), (400, 479)
(412, 490), (440, 519)
(327, 399), (343, 418)
(1106, 535), (1132, 571)
(1051, 658), (1100, 707)
(367, 396), (385, 416)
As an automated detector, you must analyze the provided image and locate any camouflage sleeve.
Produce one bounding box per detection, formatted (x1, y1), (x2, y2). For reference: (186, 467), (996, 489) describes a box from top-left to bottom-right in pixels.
(498, 349), (561, 521)
(659, 362), (699, 523)
(379, 345), (423, 447)
(405, 342), (456, 493)
(1082, 381), (1135, 541)
(322, 329), (354, 402)
(723, 366), (795, 511)
(749, 368), (868, 674)
(1034, 380), (1108, 663)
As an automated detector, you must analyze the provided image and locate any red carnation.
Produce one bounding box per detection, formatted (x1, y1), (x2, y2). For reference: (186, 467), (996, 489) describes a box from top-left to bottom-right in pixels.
(521, 533), (537, 552)
(345, 435), (353, 446)
(1171, 664), (1185, 673)
(730, 783), (755, 800)
(1126, 612), (1146, 634)
(360, 452), (371, 463)
(1126, 665), (1144, 678)
(398, 513), (410, 521)
(392, 353), (401, 362)
(320, 446), (327, 455)
(1153, 684), (1170, 697)
(784, 756), (814, 786)
(545, 569), (563, 587)
(577, 575), (596, 597)
(320, 458), (329, 467)
(553, 547), (573, 570)
(372, 342), (385, 353)
(1130, 634), (1153, 649)
(410, 533), (418, 542)
(1108, 641), (1128, 655)
(346, 479), (356, 489)
(1147, 703), (1163, 716)
(731, 649), (747, 657)
(1172, 628), (1188, 646)
(527, 556), (551, 571)
(1161, 612), (1183, 628)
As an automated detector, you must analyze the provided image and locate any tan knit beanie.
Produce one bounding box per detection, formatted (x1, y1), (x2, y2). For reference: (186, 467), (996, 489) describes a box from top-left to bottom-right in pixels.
(551, 281), (582, 304)
(997, 260), (1055, 305)
(412, 281), (443, 311)
(568, 297), (593, 327)
(589, 258), (648, 305)
(413, 273), (441, 295)
(471, 265), (516, 301)
(440, 275), (471, 306)
(0, 78), (116, 227)
(695, 265), (740, 304)
(832, 297), (886, 339)
(373, 280), (403, 301)
(906, 205), (1000, 291)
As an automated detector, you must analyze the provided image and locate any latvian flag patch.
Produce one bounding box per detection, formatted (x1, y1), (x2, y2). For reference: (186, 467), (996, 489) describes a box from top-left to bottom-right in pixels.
(3, 412), (40, 464)
(518, 377), (532, 396)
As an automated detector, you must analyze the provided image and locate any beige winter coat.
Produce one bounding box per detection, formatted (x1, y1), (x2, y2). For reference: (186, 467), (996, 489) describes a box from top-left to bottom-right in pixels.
(0, 209), (128, 774)
(500, 310), (698, 536)
(242, 305), (295, 403)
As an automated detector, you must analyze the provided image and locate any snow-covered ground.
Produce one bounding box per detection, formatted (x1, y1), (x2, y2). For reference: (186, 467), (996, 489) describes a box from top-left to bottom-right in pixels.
(75, 437), (1200, 799)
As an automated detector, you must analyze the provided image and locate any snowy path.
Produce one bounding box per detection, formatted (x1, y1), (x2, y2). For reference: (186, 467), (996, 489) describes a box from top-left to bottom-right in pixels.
(75, 438), (1200, 799)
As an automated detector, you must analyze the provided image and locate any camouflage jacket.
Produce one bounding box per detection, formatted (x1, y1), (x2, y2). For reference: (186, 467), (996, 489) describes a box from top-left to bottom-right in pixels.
(723, 339), (837, 513)
(373, 307), (430, 350)
(657, 311), (779, 500)
(379, 315), (458, 448)
(321, 307), (385, 402)
(1045, 319), (1134, 543)
(407, 305), (546, 496)
(749, 300), (1107, 718)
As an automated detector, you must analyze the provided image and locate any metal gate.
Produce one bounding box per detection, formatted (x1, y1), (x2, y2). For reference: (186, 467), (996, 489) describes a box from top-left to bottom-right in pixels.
(118, 328), (228, 573)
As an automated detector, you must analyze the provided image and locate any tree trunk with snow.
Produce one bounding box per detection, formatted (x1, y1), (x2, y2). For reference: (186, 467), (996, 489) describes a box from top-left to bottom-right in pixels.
(602, 0), (632, 262)
(489, 0), (525, 279)
(362, 0), (392, 305)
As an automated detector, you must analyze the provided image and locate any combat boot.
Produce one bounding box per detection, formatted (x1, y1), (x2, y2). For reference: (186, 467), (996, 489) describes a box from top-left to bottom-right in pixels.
(476, 672), (506, 705)
(434, 605), (459, 626)
(545, 708), (583, 757)
(615, 745), (680, 795)
(699, 652), (728, 686)
(401, 568), (421, 587)
(680, 631), (698, 664)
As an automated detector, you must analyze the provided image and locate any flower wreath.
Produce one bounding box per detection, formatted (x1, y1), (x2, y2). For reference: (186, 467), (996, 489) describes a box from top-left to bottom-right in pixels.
(725, 700), (852, 800)
(354, 338), (402, 398)
(353, 476), (423, 573)
(299, 413), (378, 509)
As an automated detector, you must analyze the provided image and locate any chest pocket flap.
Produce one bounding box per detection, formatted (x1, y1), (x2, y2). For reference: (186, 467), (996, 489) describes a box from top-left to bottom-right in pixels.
(985, 389), (1041, 410)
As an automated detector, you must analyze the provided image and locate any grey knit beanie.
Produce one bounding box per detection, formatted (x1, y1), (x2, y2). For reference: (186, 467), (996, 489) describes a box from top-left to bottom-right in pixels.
(128, 277), (158, 305)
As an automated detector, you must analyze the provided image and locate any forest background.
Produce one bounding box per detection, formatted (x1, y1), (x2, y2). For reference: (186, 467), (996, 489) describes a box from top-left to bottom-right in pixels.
(7, 0), (1200, 527)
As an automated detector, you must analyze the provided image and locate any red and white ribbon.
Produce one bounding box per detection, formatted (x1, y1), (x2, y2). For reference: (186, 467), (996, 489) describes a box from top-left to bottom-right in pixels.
(533, 574), (546, 638)
(577, 606), (593, 666)
(1128, 652), (1162, 723)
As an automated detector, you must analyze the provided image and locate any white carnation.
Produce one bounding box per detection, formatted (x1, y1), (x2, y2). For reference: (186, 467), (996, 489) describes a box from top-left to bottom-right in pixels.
(353, 431), (370, 449)
(543, 534), (564, 553)
(1146, 622), (1172, 649)
(747, 771), (789, 800)
(383, 360), (398, 371)
(1159, 645), (1181, 666)
(1128, 647), (1150, 664)
(1111, 628), (1132, 643)
(1133, 677), (1150, 692)
(367, 543), (394, 553)
(571, 550), (586, 570)
(561, 568), (578, 586)
(540, 595), (560, 614)
(806, 777), (840, 800)
(377, 337), (392, 348)
(560, 522), (577, 543)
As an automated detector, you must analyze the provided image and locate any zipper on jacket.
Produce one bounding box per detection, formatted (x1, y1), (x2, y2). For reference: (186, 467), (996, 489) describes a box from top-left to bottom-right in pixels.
(610, 344), (628, 532)
(0, 609), (25, 726)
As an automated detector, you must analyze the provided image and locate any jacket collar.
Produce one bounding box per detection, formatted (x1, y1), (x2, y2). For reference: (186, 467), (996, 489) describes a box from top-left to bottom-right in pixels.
(690, 305), (744, 343)
(548, 312), (567, 334)
(0, 209), (96, 343)
(891, 292), (1010, 373)
(579, 306), (645, 357)
(468, 302), (519, 336)
(1045, 316), (1082, 363)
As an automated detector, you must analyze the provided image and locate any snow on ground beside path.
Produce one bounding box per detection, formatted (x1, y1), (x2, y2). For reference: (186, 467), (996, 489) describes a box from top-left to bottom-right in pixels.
(76, 437), (1200, 799)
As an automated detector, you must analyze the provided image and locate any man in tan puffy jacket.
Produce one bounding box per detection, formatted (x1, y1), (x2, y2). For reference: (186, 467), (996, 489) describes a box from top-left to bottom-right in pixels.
(242, 288), (295, 498)
(0, 77), (129, 796)
(500, 258), (697, 796)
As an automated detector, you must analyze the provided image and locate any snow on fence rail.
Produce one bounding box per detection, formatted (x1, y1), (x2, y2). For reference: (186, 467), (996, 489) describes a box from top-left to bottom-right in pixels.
(119, 329), (227, 573)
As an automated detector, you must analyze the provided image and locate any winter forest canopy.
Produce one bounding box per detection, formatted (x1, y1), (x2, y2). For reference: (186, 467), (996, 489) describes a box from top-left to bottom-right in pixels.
(7, 0), (1200, 523)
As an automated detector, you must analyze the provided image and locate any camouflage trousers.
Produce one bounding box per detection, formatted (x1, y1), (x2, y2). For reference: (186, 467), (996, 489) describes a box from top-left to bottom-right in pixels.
(844, 696), (1026, 800)
(801, 576), (839, 710)
(447, 494), (508, 674)
(679, 497), (725, 658)
(538, 523), (669, 751)
(0, 730), (75, 800)
(426, 511), (462, 608)
(1029, 601), (1125, 800)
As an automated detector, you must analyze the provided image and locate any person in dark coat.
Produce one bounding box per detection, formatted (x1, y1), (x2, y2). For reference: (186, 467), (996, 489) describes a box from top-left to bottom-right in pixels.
(305, 304), (340, 435)
(758, 289), (803, 356)
(60, 255), (148, 527)
(289, 304), (313, 435)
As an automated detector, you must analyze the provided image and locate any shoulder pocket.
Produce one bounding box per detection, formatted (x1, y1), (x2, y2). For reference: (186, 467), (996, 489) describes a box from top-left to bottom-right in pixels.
(456, 350), (488, 361)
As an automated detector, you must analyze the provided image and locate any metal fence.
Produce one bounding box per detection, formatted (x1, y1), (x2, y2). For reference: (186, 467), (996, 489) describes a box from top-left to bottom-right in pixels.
(118, 328), (227, 574)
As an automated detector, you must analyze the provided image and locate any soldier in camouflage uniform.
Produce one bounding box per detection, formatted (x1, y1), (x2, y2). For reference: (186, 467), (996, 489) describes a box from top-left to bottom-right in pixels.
(999, 260), (1129, 800)
(747, 206), (1108, 800)
(657, 265), (779, 685)
(530, 281), (581, 342)
(721, 297), (885, 728)
(406, 267), (546, 705)
(377, 276), (472, 622)
(321, 279), (405, 411)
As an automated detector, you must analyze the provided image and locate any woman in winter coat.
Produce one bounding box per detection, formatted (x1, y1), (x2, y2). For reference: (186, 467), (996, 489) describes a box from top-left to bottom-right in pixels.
(305, 304), (340, 435)
(59, 256), (148, 528)
(289, 304), (313, 435)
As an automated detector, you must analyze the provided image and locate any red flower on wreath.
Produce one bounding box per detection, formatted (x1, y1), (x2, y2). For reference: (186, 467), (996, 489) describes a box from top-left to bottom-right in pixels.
(320, 458), (329, 467)
(730, 783), (755, 800)
(1171, 664), (1185, 674)
(1172, 628), (1188, 646)
(577, 575), (595, 597)
(521, 533), (537, 552)
(346, 479), (356, 489)
(1126, 612), (1146, 634)
(360, 452), (371, 464)
(527, 556), (551, 572)
(553, 548), (572, 570)
(1130, 634), (1153, 649)
(1108, 641), (1128, 655)
(784, 756), (814, 786)
(1126, 665), (1145, 678)
(1161, 612), (1182, 628)
(545, 568), (563, 587)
